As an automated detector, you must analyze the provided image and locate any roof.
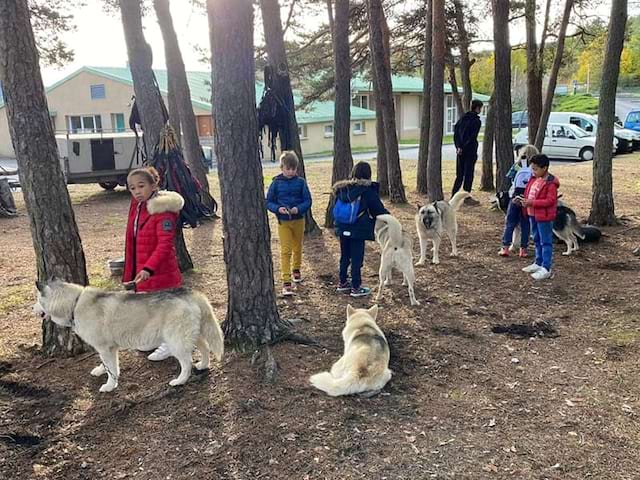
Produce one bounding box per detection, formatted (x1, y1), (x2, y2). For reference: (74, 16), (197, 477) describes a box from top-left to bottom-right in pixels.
(0, 66), (376, 125)
(351, 74), (490, 101)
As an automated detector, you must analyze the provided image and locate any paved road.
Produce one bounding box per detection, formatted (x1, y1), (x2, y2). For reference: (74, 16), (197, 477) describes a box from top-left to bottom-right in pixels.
(615, 94), (640, 122)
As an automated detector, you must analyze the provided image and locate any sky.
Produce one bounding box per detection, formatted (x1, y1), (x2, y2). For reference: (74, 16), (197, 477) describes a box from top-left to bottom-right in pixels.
(40, 1), (630, 87)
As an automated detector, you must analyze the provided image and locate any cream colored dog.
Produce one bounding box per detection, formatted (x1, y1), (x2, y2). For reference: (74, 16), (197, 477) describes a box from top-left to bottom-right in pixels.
(309, 305), (392, 397)
(33, 280), (224, 393)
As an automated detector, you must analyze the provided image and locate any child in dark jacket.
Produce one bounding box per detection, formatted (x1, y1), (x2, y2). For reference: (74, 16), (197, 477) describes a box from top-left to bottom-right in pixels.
(266, 151), (313, 296)
(332, 161), (389, 298)
(517, 154), (559, 281)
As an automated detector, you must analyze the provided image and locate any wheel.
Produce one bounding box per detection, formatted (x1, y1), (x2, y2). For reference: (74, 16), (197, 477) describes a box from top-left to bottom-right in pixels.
(99, 182), (118, 191)
(579, 147), (594, 162)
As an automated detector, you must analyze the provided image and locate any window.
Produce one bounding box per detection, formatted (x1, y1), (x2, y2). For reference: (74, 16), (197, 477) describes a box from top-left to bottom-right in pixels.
(569, 116), (594, 133)
(353, 121), (366, 135)
(67, 115), (103, 133)
(111, 113), (126, 132)
(324, 124), (334, 137)
(445, 95), (456, 134)
(550, 125), (569, 138)
(90, 84), (106, 100)
(627, 112), (640, 123)
(298, 124), (308, 139)
(352, 94), (370, 110)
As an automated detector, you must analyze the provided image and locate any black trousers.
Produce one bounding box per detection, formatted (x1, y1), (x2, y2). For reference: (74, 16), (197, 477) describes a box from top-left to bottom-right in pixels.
(451, 151), (477, 196)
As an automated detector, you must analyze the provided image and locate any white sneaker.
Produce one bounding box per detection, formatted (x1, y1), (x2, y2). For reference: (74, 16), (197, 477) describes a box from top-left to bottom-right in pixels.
(531, 267), (552, 281)
(147, 343), (171, 361)
(522, 263), (542, 273)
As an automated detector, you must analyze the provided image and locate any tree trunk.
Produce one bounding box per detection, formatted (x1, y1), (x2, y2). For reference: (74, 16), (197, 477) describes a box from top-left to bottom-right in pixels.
(167, 75), (182, 146)
(589, 0), (626, 226)
(0, 0), (88, 357)
(324, 0), (354, 228)
(154, 0), (210, 193)
(207, 0), (285, 350)
(373, 79), (389, 195)
(367, 0), (406, 203)
(525, 0), (542, 142)
(534, 0), (574, 151)
(453, 0), (473, 111)
(416, 0), (432, 195)
(448, 61), (464, 120)
(492, 0), (513, 193)
(260, 0), (321, 235)
(427, 0), (445, 201)
(480, 93), (496, 191)
(119, 0), (166, 159)
(120, 0), (193, 272)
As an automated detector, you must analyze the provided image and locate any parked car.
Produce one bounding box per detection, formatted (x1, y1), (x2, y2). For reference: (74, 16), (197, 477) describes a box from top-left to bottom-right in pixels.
(513, 123), (616, 161)
(623, 110), (640, 132)
(616, 119), (640, 150)
(512, 111), (528, 129)
(549, 111), (633, 154)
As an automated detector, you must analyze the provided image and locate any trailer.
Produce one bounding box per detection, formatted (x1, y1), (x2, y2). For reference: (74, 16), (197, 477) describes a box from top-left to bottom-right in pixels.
(56, 132), (143, 190)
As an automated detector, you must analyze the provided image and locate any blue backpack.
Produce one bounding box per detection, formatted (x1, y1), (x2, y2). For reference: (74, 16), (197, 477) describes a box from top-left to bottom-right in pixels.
(333, 195), (363, 225)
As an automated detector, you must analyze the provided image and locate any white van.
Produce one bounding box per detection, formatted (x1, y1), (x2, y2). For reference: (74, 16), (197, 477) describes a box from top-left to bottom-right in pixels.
(513, 123), (616, 161)
(548, 112), (636, 153)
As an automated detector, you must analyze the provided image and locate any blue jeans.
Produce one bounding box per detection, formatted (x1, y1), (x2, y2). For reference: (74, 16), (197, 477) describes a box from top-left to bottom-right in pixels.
(530, 218), (553, 271)
(339, 236), (365, 289)
(502, 200), (530, 248)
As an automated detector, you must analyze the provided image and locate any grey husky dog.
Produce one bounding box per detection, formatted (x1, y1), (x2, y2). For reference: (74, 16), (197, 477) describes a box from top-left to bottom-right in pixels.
(33, 280), (224, 392)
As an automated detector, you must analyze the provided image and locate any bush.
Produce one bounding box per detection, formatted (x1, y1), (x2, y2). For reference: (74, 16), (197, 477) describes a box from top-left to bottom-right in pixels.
(553, 94), (599, 114)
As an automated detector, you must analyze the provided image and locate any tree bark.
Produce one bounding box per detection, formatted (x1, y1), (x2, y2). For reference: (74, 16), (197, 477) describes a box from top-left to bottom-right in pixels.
(492, 0), (513, 193)
(324, 0), (354, 228)
(119, 0), (193, 272)
(525, 0), (542, 142)
(427, 0), (445, 201)
(447, 61), (464, 120)
(480, 93), (496, 191)
(367, 0), (406, 203)
(167, 75), (182, 146)
(154, 0), (210, 193)
(260, 0), (321, 235)
(453, 0), (473, 111)
(534, 0), (574, 151)
(119, 0), (166, 159)
(589, 0), (626, 226)
(0, 0), (88, 357)
(417, 0), (432, 195)
(207, 0), (286, 349)
(372, 73), (389, 196)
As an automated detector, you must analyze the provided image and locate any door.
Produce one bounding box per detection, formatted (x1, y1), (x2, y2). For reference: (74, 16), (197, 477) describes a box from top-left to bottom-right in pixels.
(91, 139), (115, 171)
(547, 125), (576, 159)
(197, 115), (213, 137)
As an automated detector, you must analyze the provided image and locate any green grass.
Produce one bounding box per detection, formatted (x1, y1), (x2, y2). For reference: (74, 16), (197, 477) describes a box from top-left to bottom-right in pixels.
(553, 94), (599, 114)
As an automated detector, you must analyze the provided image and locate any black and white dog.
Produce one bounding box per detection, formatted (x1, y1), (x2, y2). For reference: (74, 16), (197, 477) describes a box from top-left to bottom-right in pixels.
(492, 191), (601, 255)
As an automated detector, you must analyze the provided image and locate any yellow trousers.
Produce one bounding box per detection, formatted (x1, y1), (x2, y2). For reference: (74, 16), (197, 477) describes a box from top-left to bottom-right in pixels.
(278, 218), (304, 283)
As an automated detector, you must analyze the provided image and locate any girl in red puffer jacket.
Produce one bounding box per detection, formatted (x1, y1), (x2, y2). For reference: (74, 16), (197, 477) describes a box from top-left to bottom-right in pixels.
(122, 167), (184, 361)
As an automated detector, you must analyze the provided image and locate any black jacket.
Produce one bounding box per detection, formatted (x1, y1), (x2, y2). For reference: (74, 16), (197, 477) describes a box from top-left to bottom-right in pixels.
(454, 111), (481, 154)
(332, 179), (389, 241)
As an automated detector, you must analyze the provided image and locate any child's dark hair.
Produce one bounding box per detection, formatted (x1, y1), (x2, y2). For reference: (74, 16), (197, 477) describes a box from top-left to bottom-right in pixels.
(351, 161), (372, 180)
(127, 167), (160, 186)
(280, 150), (299, 170)
(530, 154), (550, 169)
(471, 99), (484, 111)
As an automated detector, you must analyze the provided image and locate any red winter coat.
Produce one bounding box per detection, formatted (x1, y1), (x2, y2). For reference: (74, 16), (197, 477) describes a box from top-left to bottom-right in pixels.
(523, 174), (560, 222)
(123, 191), (184, 292)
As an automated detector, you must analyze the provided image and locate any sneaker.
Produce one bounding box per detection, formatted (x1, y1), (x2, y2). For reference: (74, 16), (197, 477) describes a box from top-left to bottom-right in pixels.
(292, 270), (302, 283)
(464, 197), (480, 206)
(148, 343), (171, 362)
(282, 283), (295, 296)
(519, 248), (528, 258)
(350, 286), (371, 298)
(522, 263), (542, 273)
(336, 281), (351, 293)
(531, 267), (552, 281)
(498, 247), (510, 257)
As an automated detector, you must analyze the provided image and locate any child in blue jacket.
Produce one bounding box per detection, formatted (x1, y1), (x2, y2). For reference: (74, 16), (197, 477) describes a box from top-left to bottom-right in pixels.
(266, 151), (312, 296)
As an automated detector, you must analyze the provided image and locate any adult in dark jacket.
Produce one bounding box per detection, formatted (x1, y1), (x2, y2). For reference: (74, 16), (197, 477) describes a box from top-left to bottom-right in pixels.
(452, 99), (483, 202)
(332, 161), (389, 298)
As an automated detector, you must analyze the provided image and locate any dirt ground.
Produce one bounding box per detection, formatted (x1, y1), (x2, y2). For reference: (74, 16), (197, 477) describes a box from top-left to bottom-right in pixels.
(1, 157), (639, 479)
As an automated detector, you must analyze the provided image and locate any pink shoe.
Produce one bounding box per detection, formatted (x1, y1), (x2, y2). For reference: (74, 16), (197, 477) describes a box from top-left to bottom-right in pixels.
(519, 248), (528, 258)
(498, 247), (509, 257)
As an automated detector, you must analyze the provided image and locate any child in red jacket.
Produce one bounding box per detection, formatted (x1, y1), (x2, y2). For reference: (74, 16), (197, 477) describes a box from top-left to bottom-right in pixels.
(123, 167), (184, 360)
(515, 154), (559, 281)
